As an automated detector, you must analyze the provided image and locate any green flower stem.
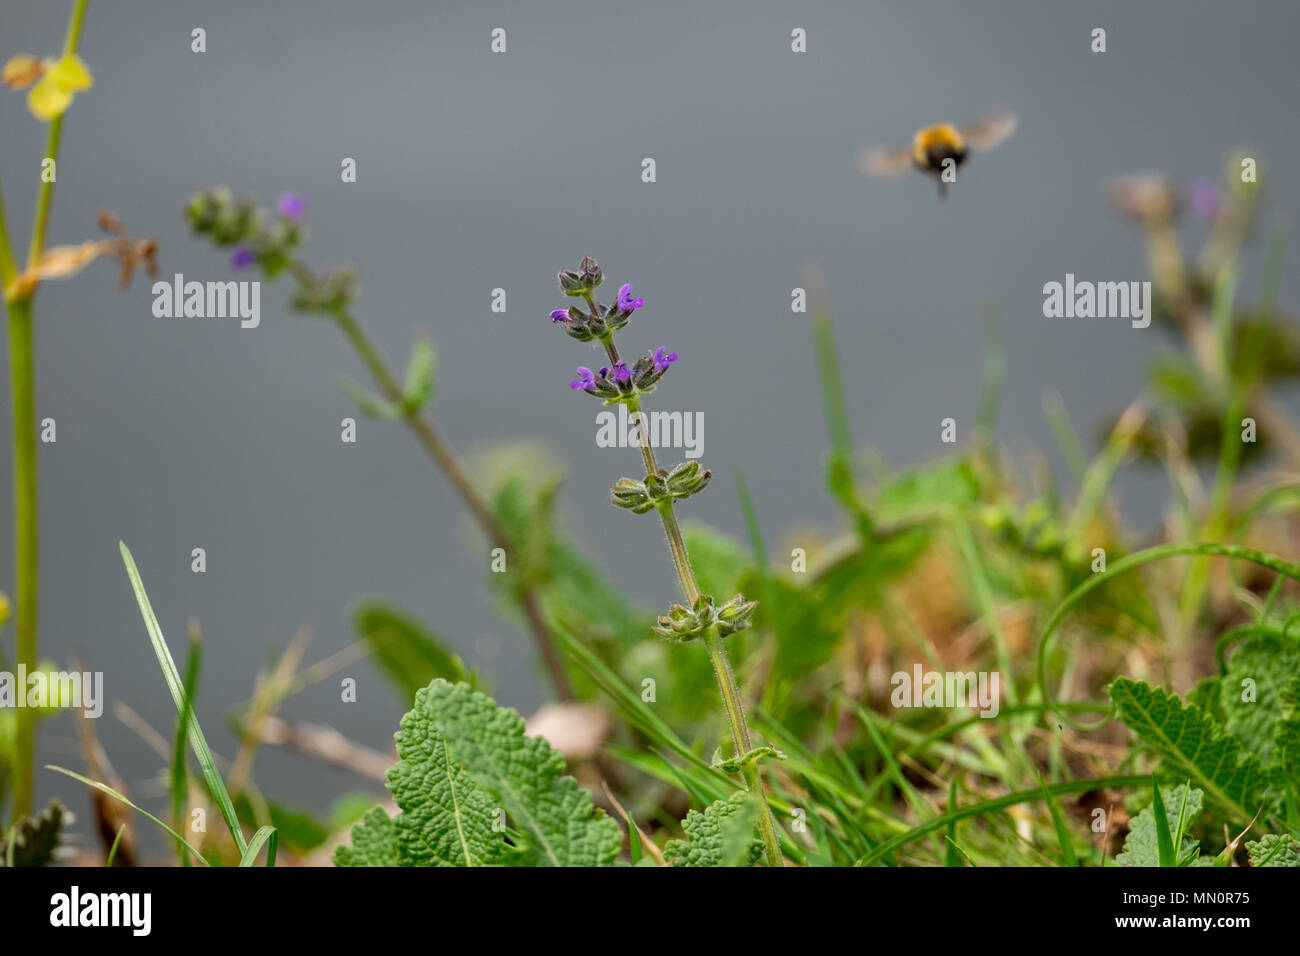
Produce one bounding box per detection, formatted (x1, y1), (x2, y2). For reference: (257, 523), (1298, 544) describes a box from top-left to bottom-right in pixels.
(329, 306), (573, 699)
(601, 335), (782, 867)
(28, 0), (89, 268)
(3, 0), (90, 823)
(6, 297), (38, 821)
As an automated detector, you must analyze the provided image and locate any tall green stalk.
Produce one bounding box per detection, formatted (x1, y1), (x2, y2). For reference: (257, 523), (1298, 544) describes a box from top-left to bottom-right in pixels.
(2, 0), (90, 822)
(593, 309), (782, 867)
(5, 298), (37, 821)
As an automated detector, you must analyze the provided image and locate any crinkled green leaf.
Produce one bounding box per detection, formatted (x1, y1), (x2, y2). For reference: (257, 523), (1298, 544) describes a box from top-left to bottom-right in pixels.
(333, 807), (400, 867)
(387, 685), (502, 867)
(1275, 678), (1300, 789)
(401, 680), (620, 867)
(1186, 676), (1225, 725)
(1222, 635), (1300, 764)
(1110, 678), (1270, 821)
(663, 792), (763, 867)
(1116, 784), (1205, 867)
(1246, 833), (1300, 867)
(0, 799), (64, 867)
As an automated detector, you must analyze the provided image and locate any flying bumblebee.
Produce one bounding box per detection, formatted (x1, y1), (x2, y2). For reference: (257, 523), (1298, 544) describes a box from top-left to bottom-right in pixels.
(857, 111), (1017, 198)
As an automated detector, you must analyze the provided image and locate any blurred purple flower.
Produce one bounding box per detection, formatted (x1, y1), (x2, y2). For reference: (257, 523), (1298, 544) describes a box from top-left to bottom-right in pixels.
(612, 361), (631, 384)
(230, 245), (255, 270)
(550, 309), (569, 322)
(1187, 179), (1219, 223)
(277, 191), (306, 221)
(652, 346), (678, 372)
(617, 283), (644, 311)
(570, 366), (596, 390)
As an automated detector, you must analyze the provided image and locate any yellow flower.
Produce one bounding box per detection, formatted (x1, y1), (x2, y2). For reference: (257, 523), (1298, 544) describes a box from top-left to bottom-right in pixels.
(26, 53), (92, 121)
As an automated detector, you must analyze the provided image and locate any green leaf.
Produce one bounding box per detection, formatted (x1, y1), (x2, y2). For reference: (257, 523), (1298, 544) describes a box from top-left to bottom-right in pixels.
(46, 766), (208, 866)
(1186, 676), (1225, 725)
(663, 792), (763, 867)
(1116, 784), (1205, 867)
(1222, 635), (1300, 764)
(856, 775), (1150, 866)
(233, 794), (330, 854)
(711, 745), (785, 775)
(171, 634), (201, 866)
(1276, 679), (1300, 796)
(1150, 778), (1176, 867)
(353, 602), (470, 705)
(1109, 678), (1269, 821)
(334, 807), (400, 867)
(0, 799), (63, 867)
(1246, 833), (1300, 867)
(874, 459), (979, 524)
(119, 543), (247, 856)
(387, 685), (501, 867)
(335, 680), (622, 867)
(400, 681), (620, 867)
(1036, 773), (1078, 867)
(239, 826), (278, 867)
(402, 339), (437, 413)
(489, 472), (647, 649)
(680, 521), (752, 598)
(339, 378), (401, 419)
(758, 576), (839, 684)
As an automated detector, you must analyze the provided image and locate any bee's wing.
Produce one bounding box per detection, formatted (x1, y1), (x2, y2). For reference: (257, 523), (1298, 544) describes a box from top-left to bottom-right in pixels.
(961, 111), (1017, 152)
(857, 143), (914, 178)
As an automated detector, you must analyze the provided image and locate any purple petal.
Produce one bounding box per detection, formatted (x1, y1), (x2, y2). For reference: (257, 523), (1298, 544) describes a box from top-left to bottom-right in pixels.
(230, 246), (255, 270)
(277, 191), (306, 221)
(618, 283), (644, 311)
(653, 346), (679, 371)
(550, 309), (569, 322)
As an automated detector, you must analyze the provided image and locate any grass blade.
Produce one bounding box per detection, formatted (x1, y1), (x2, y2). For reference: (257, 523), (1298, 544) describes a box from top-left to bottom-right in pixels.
(119, 542), (248, 855)
(1037, 771), (1079, 867)
(240, 825), (278, 867)
(46, 765), (208, 866)
(104, 824), (126, 868)
(857, 774), (1149, 865)
(1151, 777), (1175, 867)
(172, 628), (201, 866)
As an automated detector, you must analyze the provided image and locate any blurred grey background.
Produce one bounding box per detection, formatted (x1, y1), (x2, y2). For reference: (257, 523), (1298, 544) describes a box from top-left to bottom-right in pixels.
(2, 0), (1298, 841)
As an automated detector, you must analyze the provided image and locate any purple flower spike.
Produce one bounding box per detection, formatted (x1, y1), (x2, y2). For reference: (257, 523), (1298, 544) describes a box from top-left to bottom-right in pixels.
(570, 366), (596, 390)
(277, 191), (306, 221)
(653, 346), (678, 372)
(612, 361), (632, 384)
(550, 309), (569, 322)
(230, 245), (255, 270)
(617, 283), (644, 311)
(1186, 179), (1219, 223)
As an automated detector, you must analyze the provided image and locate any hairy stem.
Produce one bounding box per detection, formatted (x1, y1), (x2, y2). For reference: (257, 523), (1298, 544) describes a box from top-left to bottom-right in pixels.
(601, 331), (782, 867)
(330, 307), (573, 699)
